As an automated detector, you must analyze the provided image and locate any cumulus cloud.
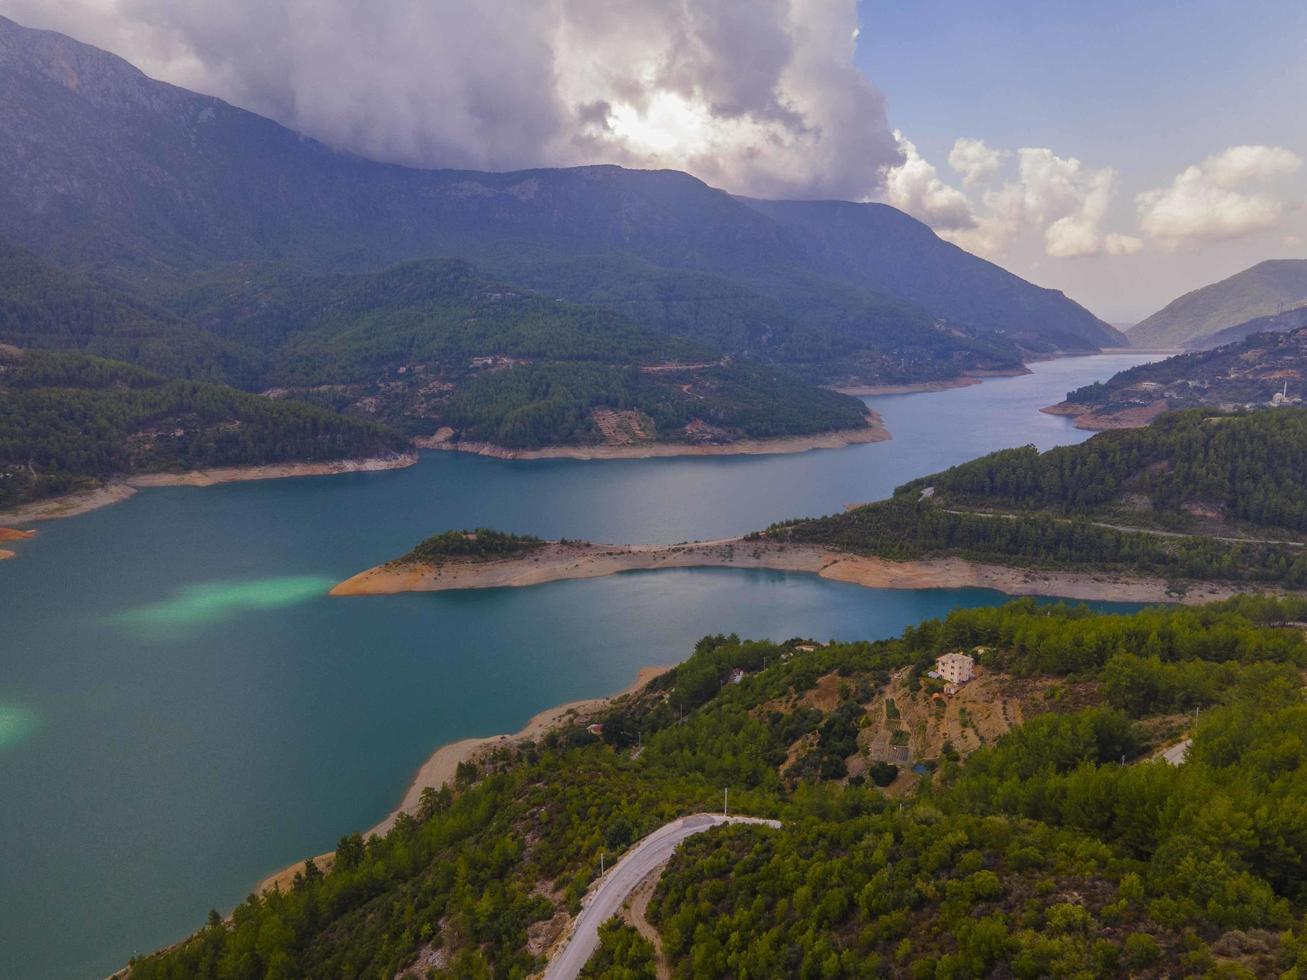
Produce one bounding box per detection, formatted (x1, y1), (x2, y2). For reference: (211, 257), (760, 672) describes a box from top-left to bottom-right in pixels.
(886, 139), (1140, 259)
(948, 137), (1003, 186)
(0, 0), (902, 199)
(1137, 145), (1303, 243)
(882, 132), (977, 230)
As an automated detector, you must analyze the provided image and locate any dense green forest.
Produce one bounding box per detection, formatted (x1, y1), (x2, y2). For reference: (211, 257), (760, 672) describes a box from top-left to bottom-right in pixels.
(900, 409), (1307, 530)
(401, 529), (545, 564)
(0, 349), (407, 507)
(767, 409), (1307, 589)
(439, 359), (870, 448)
(477, 250), (1024, 385)
(176, 258), (873, 444)
(0, 239), (260, 384)
(126, 597), (1307, 978)
(0, 251), (876, 504)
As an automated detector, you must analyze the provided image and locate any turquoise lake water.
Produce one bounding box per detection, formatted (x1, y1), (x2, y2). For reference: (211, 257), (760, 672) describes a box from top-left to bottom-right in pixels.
(0, 353), (1157, 978)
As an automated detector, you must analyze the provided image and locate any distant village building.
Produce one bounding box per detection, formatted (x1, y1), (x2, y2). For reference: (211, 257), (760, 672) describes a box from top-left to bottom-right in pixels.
(934, 653), (975, 686)
(729, 668), (746, 685)
(586, 723), (604, 737)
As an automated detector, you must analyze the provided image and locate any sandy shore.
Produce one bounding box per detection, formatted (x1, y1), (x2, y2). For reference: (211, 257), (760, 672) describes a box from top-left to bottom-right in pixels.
(332, 537), (1259, 606)
(333, 539), (830, 595)
(1040, 400), (1169, 431)
(254, 665), (672, 896)
(414, 415), (888, 460)
(0, 453), (417, 526)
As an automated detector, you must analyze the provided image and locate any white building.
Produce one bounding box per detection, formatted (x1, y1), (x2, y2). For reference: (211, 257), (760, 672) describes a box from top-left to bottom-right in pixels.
(935, 653), (975, 686)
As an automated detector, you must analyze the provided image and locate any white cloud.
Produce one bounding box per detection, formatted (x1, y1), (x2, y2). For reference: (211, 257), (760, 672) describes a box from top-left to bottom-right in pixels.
(0, 0), (901, 200)
(1042, 166), (1142, 258)
(948, 137), (1003, 186)
(1137, 145), (1303, 243)
(882, 131), (976, 230)
(889, 140), (1139, 259)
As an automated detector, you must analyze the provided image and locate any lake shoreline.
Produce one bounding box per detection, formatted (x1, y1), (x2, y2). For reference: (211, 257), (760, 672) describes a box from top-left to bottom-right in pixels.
(253, 664), (672, 897)
(331, 538), (1258, 606)
(0, 453), (418, 526)
(1040, 400), (1170, 431)
(831, 367), (1032, 397)
(414, 413), (888, 460)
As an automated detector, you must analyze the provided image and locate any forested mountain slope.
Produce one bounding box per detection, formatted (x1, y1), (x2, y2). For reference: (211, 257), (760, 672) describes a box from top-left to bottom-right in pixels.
(127, 597), (1307, 978)
(0, 14), (1116, 365)
(1128, 259), (1307, 349)
(170, 258), (875, 448)
(0, 238), (257, 384)
(0, 347), (408, 508)
(768, 409), (1307, 589)
(742, 198), (1126, 351)
(1051, 327), (1307, 428)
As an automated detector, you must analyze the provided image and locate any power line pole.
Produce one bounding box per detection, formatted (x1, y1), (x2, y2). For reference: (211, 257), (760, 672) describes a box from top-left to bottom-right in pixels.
(723, 787), (728, 817)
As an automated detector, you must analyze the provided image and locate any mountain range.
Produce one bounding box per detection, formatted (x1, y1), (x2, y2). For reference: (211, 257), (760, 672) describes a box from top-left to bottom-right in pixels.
(0, 13), (1120, 368)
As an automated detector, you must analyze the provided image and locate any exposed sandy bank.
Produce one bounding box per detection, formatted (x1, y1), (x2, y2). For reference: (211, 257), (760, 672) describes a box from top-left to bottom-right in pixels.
(254, 665), (671, 896)
(332, 539), (830, 595)
(332, 538), (1258, 606)
(1040, 400), (1169, 431)
(0, 453), (416, 526)
(123, 452), (417, 488)
(0, 549), (14, 560)
(414, 415), (888, 460)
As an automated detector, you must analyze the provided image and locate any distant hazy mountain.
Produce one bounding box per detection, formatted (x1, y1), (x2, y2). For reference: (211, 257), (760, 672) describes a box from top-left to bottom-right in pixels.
(1128, 259), (1307, 349)
(0, 14), (1116, 359)
(1193, 303), (1307, 349)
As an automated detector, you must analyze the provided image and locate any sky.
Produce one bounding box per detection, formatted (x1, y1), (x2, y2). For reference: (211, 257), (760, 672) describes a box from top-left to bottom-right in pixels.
(3, 0), (1304, 321)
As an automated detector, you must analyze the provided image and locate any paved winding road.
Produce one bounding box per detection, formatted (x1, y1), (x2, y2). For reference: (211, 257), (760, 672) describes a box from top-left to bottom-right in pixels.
(542, 813), (781, 980)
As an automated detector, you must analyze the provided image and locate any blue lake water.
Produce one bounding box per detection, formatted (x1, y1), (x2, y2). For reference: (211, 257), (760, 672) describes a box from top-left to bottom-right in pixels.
(0, 353), (1157, 978)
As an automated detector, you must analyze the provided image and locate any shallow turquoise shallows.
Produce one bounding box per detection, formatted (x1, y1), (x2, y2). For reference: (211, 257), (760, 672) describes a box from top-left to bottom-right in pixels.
(0, 353), (1156, 978)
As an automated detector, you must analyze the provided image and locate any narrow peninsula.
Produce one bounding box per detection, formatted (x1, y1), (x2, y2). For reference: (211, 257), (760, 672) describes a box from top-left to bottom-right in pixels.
(336, 409), (1307, 605)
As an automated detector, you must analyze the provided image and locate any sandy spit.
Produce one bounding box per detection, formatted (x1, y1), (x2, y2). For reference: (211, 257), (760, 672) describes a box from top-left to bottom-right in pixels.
(254, 665), (672, 896)
(413, 415), (888, 460)
(0, 453), (417, 526)
(1039, 400), (1169, 431)
(332, 539), (830, 595)
(331, 538), (1261, 606)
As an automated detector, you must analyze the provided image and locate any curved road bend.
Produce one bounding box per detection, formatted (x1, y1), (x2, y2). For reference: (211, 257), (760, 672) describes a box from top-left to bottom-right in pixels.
(542, 813), (782, 980)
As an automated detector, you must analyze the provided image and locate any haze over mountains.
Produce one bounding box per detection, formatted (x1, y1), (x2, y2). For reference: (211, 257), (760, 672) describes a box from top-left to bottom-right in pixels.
(1128, 259), (1307, 349)
(0, 13), (1121, 368)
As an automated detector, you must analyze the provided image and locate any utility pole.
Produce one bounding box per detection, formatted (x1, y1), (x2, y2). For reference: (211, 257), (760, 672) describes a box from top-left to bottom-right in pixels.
(723, 787), (729, 817)
(600, 851), (605, 875)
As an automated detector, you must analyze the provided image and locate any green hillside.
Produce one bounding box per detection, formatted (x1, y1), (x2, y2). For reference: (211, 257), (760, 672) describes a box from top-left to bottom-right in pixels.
(767, 409), (1307, 589)
(0, 347), (408, 508)
(1128, 259), (1307, 349)
(126, 597), (1307, 978)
